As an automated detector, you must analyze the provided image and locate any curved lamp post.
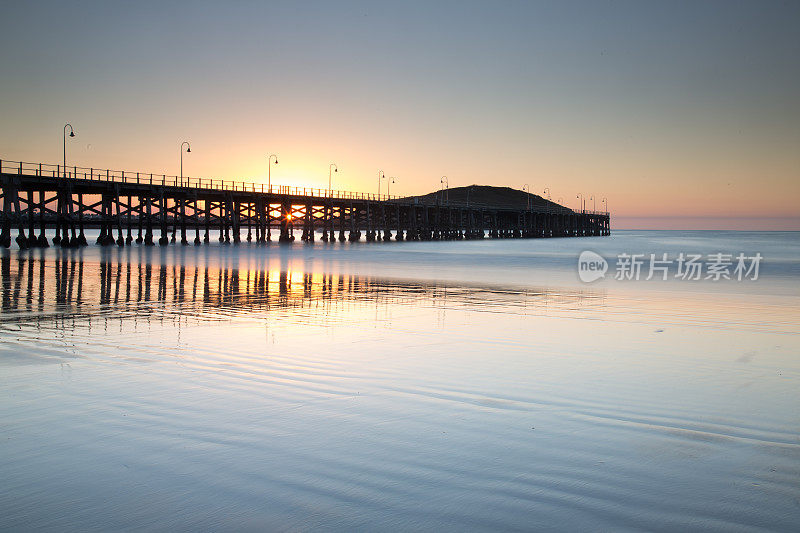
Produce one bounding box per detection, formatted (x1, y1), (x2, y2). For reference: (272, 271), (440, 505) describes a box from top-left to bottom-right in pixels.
(387, 177), (396, 197)
(268, 154), (278, 192)
(377, 170), (385, 196)
(602, 197), (608, 213)
(63, 124), (75, 178)
(440, 176), (448, 205)
(543, 187), (551, 200)
(180, 141), (191, 187)
(576, 193), (585, 213)
(329, 163), (338, 196)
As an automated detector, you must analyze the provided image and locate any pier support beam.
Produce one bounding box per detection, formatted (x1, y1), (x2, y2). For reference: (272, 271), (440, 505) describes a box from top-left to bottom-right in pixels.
(279, 201), (293, 243)
(37, 190), (48, 247)
(159, 193), (169, 246)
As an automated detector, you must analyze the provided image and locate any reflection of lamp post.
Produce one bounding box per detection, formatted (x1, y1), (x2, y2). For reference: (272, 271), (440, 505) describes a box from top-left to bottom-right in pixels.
(329, 163), (338, 196)
(63, 124), (75, 178)
(180, 141), (191, 187)
(523, 184), (530, 211)
(377, 170), (385, 196)
(268, 154), (278, 192)
(440, 176), (448, 205)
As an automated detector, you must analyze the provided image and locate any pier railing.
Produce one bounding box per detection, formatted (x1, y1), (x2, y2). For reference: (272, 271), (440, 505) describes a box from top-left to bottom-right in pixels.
(0, 159), (400, 202)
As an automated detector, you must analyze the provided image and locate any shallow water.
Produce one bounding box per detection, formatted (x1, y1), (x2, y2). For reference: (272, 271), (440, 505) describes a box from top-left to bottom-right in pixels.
(1, 231), (799, 531)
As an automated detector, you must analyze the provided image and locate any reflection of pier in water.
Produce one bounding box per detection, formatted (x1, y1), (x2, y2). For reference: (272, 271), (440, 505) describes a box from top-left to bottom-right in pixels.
(1, 253), (606, 329)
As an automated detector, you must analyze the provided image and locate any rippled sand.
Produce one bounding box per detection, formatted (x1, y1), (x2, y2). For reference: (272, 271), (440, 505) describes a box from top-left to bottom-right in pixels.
(1, 234), (799, 531)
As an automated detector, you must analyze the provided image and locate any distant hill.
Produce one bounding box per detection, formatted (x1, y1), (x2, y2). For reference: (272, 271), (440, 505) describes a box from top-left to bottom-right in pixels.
(400, 185), (571, 212)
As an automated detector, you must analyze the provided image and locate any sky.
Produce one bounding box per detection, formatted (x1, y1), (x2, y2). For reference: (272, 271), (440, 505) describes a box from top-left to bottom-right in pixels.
(1, 0), (798, 229)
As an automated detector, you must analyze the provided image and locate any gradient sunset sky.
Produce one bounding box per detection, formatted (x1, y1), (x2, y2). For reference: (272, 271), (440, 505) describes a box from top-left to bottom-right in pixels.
(1, 1), (798, 229)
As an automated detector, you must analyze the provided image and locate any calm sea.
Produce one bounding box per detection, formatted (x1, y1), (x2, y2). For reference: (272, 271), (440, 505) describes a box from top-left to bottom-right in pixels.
(1, 230), (798, 531)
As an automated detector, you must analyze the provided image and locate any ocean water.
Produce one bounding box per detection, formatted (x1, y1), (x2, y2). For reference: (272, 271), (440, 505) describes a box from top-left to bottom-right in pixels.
(1, 231), (798, 531)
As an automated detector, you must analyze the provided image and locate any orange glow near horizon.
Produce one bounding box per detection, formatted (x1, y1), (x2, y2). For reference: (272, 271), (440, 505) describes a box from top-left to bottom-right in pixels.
(2, 147), (798, 229)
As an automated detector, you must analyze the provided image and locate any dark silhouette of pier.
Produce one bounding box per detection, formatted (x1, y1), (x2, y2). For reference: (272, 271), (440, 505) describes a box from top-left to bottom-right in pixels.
(0, 159), (610, 249)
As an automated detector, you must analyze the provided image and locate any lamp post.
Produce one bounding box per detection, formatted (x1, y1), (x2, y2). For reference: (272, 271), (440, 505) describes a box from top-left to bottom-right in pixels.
(602, 197), (608, 213)
(180, 141), (191, 187)
(377, 170), (385, 196)
(63, 124), (75, 178)
(328, 163), (338, 196)
(576, 193), (585, 213)
(440, 176), (448, 205)
(267, 154), (278, 192)
(523, 184), (530, 211)
(590, 195), (596, 212)
(387, 177), (396, 197)
(543, 187), (551, 200)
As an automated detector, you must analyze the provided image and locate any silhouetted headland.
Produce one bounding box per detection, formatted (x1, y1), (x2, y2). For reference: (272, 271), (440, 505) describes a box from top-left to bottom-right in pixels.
(403, 185), (563, 211)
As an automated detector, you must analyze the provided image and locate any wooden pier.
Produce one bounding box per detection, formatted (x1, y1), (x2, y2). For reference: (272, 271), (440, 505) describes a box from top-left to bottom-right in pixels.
(0, 159), (610, 249)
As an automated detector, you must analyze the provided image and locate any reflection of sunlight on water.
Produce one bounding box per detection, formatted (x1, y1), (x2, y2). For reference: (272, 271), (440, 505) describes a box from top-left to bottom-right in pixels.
(1, 252), (610, 332)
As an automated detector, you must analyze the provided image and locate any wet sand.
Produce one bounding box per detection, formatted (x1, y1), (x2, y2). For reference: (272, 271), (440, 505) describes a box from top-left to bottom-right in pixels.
(1, 232), (799, 530)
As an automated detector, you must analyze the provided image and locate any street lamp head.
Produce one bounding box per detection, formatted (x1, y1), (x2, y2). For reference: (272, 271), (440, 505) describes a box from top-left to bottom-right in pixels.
(69, 130), (75, 138)
(274, 158), (278, 165)
(186, 146), (191, 153)
(334, 168), (337, 173)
